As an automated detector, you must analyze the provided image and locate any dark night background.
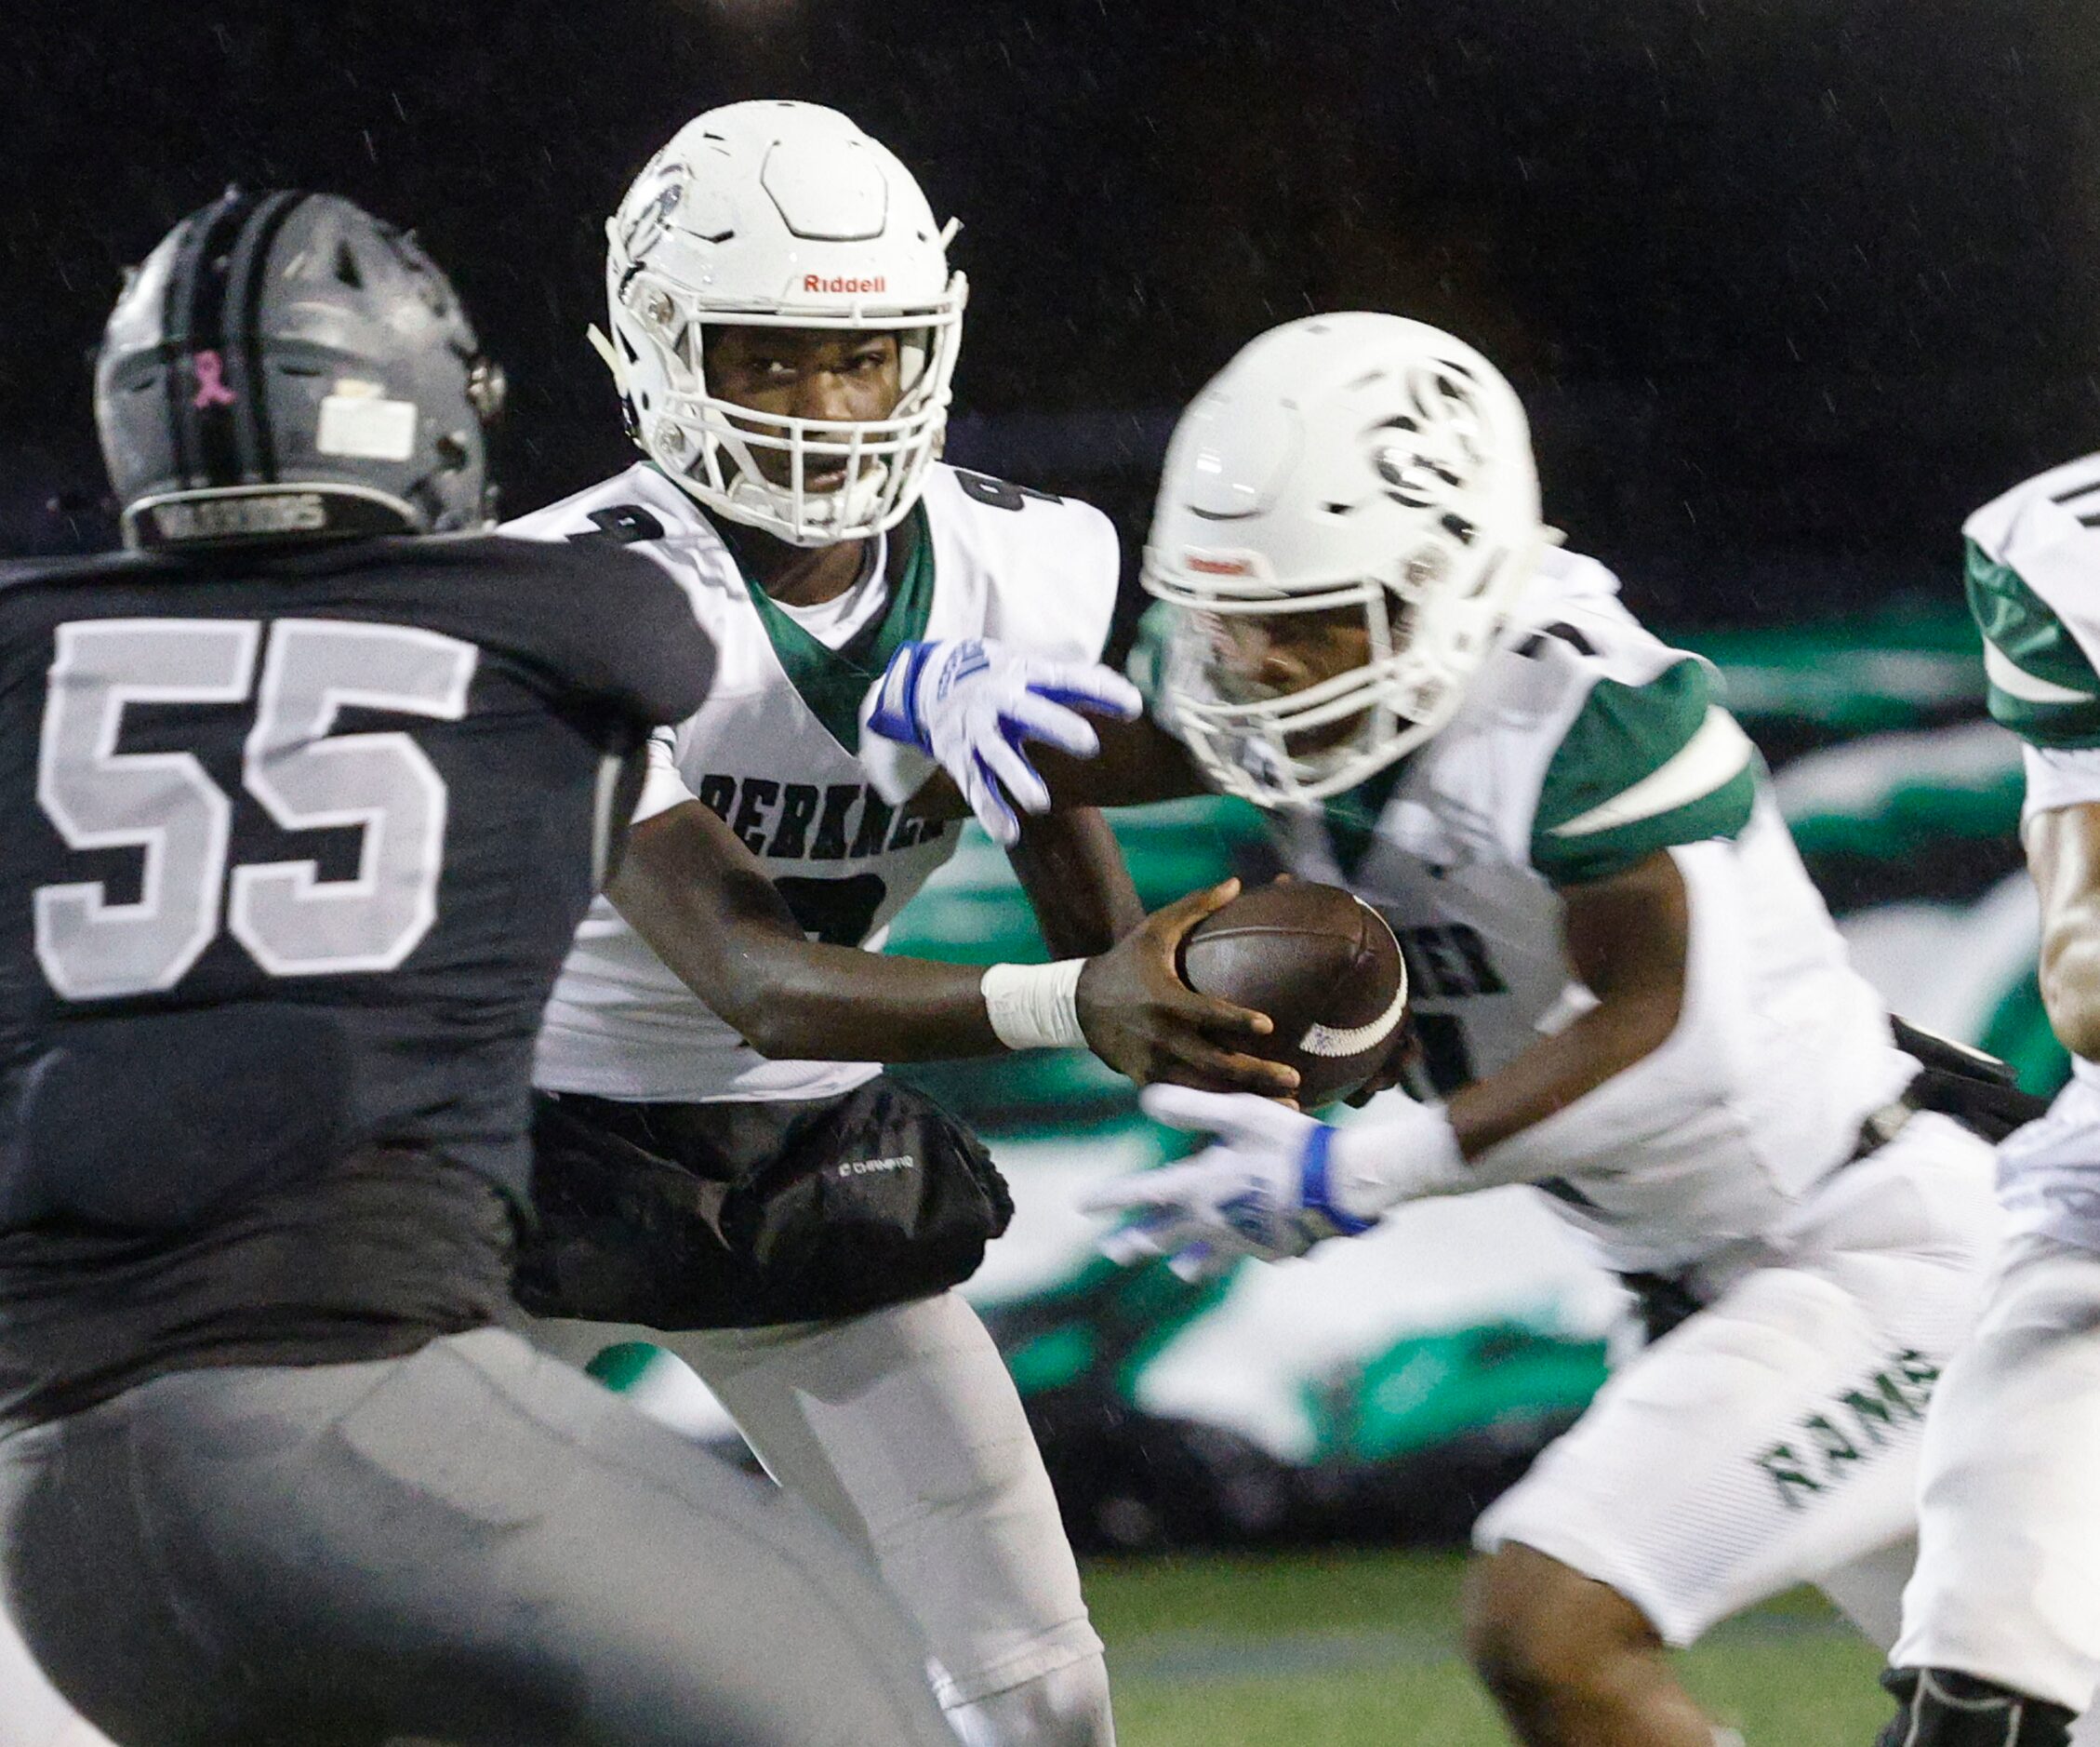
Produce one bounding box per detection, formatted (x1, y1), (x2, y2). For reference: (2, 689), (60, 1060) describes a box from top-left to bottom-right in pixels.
(4, 0), (2096, 632)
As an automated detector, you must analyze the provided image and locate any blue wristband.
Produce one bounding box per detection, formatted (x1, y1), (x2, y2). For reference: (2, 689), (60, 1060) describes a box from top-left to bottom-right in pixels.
(866, 640), (940, 753)
(1299, 1123), (1374, 1236)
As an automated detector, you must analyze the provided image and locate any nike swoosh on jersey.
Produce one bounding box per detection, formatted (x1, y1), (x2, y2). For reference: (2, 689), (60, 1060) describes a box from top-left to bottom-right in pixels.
(1547, 706), (1754, 839)
(1984, 636), (2098, 705)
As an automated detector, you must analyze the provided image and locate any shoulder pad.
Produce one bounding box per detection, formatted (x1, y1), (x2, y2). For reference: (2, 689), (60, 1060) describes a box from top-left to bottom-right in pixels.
(924, 463), (1117, 552)
(502, 464), (714, 549)
(1485, 563), (1681, 729)
(1965, 453), (2100, 564)
(924, 464), (1121, 662)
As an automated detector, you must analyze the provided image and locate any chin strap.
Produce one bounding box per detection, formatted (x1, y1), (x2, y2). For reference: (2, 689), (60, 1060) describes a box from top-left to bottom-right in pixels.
(585, 323), (629, 393)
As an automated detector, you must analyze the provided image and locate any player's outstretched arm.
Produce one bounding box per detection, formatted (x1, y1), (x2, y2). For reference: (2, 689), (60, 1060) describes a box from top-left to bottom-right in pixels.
(1022, 714), (1215, 811)
(612, 799), (1003, 1060)
(901, 714), (1212, 829)
(2027, 802), (2100, 1062)
(1438, 847), (1690, 1157)
(611, 798), (1295, 1091)
(1082, 849), (1695, 1276)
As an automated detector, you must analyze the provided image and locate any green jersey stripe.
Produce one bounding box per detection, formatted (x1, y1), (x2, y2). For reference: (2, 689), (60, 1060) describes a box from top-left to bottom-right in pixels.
(743, 504), (937, 753)
(1982, 639), (2094, 706)
(1966, 536), (2100, 748)
(1547, 707), (1753, 839)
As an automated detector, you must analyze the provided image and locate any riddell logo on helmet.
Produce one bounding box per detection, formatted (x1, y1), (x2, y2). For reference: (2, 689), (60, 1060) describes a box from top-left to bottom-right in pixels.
(804, 273), (886, 295)
(1187, 554), (1256, 576)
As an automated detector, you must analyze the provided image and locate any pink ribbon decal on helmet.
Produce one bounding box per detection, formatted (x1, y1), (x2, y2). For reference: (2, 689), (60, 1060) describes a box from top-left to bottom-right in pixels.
(191, 351), (236, 409)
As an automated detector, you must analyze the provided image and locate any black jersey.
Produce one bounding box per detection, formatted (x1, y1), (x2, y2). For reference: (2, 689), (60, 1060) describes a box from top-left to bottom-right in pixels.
(0, 533), (712, 1424)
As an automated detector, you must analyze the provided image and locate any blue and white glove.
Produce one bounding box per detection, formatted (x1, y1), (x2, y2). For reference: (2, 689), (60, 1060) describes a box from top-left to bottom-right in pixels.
(863, 638), (1142, 847)
(1081, 1085), (1376, 1283)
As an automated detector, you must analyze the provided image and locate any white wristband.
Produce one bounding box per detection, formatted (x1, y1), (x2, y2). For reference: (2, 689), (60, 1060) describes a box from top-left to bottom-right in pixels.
(981, 960), (1088, 1052)
(1328, 1100), (1467, 1219)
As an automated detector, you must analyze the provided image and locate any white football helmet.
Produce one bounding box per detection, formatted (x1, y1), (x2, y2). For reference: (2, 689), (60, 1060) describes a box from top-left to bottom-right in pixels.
(1145, 313), (1546, 807)
(599, 100), (966, 546)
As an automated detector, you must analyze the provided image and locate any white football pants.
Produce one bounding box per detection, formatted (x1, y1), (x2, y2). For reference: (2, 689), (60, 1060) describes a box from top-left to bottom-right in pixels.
(533, 1290), (1109, 1728)
(1477, 1113), (2000, 1648)
(1894, 1230), (2100, 1720)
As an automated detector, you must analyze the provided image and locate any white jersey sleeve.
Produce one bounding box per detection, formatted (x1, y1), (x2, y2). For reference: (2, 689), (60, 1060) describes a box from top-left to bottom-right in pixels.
(635, 727), (698, 823)
(1509, 608), (1759, 887)
(917, 466), (1119, 660)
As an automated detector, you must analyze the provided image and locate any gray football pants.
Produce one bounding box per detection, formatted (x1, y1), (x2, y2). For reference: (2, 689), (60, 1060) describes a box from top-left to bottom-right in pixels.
(0, 1327), (959, 1747)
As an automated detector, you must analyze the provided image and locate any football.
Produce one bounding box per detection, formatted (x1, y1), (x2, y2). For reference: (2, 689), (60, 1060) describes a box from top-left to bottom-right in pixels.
(1178, 882), (1410, 1107)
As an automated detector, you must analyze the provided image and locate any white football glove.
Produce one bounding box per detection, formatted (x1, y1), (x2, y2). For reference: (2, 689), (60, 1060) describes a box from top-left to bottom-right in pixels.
(863, 638), (1141, 846)
(1080, 1085), (1376, 1283)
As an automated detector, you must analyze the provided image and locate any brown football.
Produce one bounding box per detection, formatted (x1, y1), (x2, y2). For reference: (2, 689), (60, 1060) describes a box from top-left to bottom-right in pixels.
(1177, 882), (1410, 1107)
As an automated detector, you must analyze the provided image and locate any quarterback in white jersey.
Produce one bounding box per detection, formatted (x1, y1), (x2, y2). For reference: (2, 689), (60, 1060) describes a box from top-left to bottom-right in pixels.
(884, 314), (2018, 1747)
(519, 456), (1122, 1104)
(1874, 453), (2100, 1747)
(506, 103), (1294, 1747)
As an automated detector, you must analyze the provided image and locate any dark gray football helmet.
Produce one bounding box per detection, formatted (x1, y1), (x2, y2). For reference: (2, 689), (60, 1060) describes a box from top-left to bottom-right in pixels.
(96, 189), (506, 551)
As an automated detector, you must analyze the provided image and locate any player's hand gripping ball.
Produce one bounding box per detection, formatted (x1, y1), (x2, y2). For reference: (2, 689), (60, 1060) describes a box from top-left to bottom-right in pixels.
(1176, 881), (1408, 1108)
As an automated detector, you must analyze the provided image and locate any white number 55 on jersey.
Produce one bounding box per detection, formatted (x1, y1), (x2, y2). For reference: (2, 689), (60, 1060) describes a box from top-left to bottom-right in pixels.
(33, 617), (477, 1001)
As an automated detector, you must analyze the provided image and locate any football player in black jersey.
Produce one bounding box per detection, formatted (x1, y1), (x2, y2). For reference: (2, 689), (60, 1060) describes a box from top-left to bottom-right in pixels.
(0, 188), (959, 1747)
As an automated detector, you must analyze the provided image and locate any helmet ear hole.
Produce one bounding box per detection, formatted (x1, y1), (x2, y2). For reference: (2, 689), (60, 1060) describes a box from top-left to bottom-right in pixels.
(334, 242), (364, 289)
